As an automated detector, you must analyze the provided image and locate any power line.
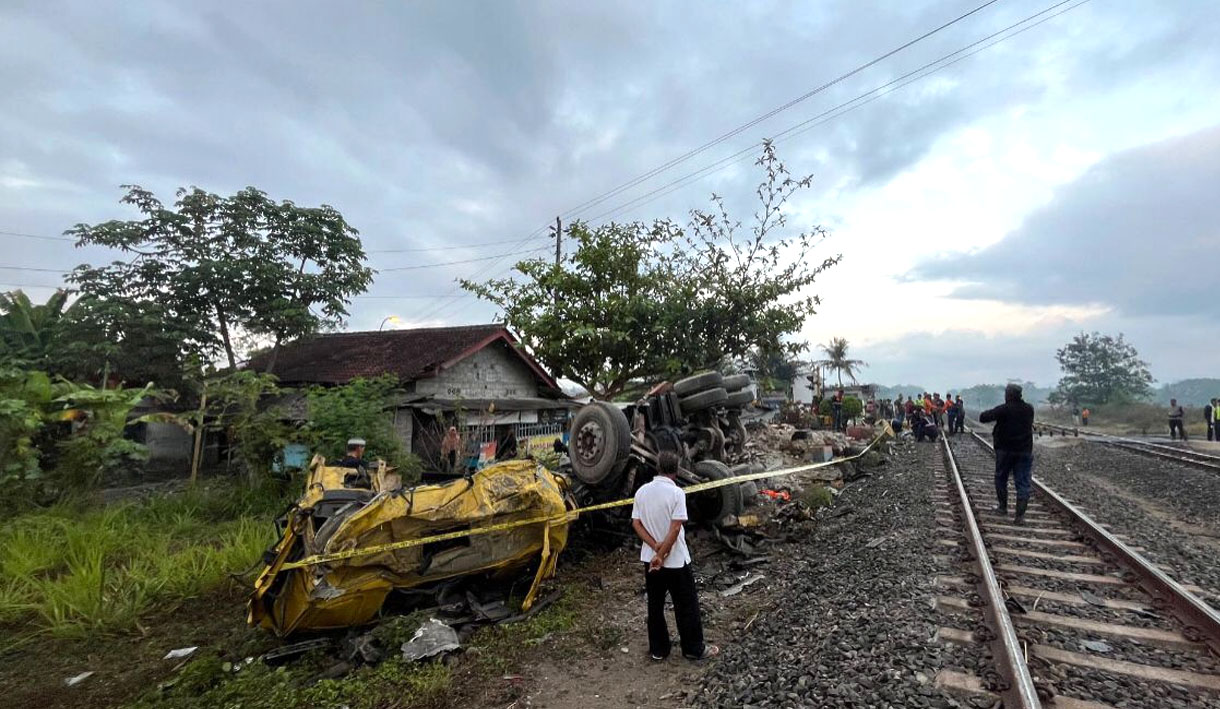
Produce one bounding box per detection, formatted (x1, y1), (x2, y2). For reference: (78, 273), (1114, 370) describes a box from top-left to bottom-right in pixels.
(0, 281), (70, 290)
(0, 265), (67, 274)
(376, 245), (551, 272)
(366, 234), (550, 253)
(354, 293), (472, 300)
(559, 0), (1005, 221)
(586, 0), (1090, 226)
(435, 0), (1091, 322)
(0, 230), (73, 242)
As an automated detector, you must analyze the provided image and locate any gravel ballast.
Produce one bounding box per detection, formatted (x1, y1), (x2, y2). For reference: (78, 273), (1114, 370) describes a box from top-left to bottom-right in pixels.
(694, 439), (984, 709)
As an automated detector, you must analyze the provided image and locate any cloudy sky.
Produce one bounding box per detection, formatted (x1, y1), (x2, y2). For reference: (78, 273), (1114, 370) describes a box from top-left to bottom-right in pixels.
(3, 0), (1219, 388)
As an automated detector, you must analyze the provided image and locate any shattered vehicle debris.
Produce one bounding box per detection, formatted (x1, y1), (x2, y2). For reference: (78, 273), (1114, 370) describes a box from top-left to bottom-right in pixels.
(566, 370), (759, 526)
(248, 456), (574, 636)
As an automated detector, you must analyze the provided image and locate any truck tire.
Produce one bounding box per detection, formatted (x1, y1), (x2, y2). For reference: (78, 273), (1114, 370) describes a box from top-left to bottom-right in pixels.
(739, 481), (759, 506)
(688, 460), (744, 525)
(568, 402), (631, 487)
(679, 387), (727, 415)
(722, 374), (750, 392)
(724, 390), (753, 409)
(674, 371), (724, 396)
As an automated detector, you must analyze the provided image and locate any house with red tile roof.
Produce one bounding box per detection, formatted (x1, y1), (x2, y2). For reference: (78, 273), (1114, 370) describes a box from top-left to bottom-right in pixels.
(246, 324), (574, 472)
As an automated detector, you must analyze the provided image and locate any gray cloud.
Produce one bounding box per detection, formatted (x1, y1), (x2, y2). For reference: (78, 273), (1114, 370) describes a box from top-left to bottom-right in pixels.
(911, 123), (1220, 320)
(855, 312), (1219, 390)
(1, 0), (1219, 336)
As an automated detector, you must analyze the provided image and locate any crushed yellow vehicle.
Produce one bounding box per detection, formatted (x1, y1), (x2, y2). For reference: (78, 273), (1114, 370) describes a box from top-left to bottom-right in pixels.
(248, 456), (575, 636)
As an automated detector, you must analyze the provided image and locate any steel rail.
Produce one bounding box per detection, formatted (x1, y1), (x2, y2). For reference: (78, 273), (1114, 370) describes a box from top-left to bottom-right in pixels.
(965, 428), (1220, 658)
(940, 432), (1043, 708)
(1035, 421), (1220, 472)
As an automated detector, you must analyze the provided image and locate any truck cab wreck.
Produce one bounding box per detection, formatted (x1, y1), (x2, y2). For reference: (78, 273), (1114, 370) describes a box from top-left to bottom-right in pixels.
(248, 456), (574, 636)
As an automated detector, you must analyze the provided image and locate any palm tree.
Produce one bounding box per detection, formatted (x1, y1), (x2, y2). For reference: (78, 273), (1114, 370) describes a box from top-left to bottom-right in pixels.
(0, 289), (74, 366)
(816, 337), (866, 388)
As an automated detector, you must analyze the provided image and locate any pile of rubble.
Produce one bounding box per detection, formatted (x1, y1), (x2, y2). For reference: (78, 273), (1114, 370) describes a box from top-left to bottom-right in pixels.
(743, 423), (858, 469)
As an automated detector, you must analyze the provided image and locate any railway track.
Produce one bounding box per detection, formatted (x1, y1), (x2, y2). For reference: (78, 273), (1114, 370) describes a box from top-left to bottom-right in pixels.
(1035, 421), (1220, 473)
(932, 429), (1220, 708)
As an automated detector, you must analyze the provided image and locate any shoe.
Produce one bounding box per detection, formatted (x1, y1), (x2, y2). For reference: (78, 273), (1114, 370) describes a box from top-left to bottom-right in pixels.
(683, 644), (720, 661)
(650, 653), (667, 661)
(1013, 498), (1028, 526)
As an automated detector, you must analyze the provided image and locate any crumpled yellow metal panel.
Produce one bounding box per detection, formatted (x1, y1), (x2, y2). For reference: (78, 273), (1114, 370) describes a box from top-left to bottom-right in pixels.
(248, 458), (572, 636)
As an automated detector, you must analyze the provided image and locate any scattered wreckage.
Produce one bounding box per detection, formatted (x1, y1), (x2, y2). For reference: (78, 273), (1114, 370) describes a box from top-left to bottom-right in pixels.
(248, 370), (771, 636)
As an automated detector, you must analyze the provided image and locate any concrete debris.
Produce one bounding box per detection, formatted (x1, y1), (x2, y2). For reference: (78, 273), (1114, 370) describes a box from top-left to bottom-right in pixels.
(720, 573), (765, 597)
(64, 671), (94, 687)
(162, 646), (198, 661)
(401, 618), (460, 661)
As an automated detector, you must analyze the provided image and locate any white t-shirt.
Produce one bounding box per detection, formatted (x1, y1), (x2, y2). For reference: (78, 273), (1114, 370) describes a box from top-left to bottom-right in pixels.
(630, 475), (691, 568)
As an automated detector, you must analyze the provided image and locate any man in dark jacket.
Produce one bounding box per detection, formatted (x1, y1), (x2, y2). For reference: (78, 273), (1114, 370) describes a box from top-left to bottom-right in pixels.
(1205, 399), (1215, 442)
(978, 384), (1035, 524)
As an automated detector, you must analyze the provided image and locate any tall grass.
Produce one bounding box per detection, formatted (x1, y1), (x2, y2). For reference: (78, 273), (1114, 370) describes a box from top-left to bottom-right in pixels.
(0, 481), (281, 639)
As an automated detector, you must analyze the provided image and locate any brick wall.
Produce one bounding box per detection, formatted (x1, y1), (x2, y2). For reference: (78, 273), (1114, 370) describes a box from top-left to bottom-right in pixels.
(414, 341), (541, 399)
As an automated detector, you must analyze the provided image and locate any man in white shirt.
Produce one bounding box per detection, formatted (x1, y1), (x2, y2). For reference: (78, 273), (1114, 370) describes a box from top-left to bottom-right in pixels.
(631, 451), (718, 661)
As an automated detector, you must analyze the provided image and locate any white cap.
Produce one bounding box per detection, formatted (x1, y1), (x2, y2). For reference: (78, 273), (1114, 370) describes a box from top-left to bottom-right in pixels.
(347, 438), (367, 447)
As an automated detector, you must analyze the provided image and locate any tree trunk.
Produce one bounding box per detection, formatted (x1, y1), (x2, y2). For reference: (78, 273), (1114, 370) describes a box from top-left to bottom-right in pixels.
(218, 308), (236, 370)
(264, 334), (281, 375)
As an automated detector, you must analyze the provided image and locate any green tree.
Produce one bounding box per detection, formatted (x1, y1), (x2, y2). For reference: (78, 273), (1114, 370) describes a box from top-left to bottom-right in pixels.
(49, 294), (196, 390)
(463, 142), (840, 398)
(67, 186), (373, 372)
(50, 379), (178, 493)
(304, 376), (418, 475)
(1050, 332), (1153, 406)
(0, 289), (75, 368)
(0, 367), (54, 483)
(749, 346), (801, 394)
(198, 370), (295, 483)
(816, 337), (866, 387)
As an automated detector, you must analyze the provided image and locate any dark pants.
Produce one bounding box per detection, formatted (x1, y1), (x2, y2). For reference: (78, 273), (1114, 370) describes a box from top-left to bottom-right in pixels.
(1169, 420), (1186, 441)
(954, 413), (965, 434)
(995, 449), (1033, 506)
(644, 563), (705, 658)
(1209, 421), (1215, 441)
(832, 407), (843, 431)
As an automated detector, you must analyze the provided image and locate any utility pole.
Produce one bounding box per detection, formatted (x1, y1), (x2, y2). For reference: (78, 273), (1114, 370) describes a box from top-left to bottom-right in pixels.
(551, 216), (562, 309)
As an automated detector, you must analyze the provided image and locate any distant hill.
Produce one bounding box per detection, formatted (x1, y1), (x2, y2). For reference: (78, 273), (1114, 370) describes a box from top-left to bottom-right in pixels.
(874, 378), (1220, 410)
(874, 381), (1053, 412)
(1154, 379), (1220, 406)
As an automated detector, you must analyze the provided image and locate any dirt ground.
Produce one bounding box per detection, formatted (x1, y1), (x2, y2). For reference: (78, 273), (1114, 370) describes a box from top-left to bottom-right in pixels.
(1, 433), (864, 709)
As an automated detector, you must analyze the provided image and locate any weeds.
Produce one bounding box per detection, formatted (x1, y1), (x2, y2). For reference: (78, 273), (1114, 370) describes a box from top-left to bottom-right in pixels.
(0, 481), (280, 638)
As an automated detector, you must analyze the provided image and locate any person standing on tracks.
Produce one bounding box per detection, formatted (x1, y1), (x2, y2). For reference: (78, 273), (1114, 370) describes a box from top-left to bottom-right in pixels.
(831, 389), (845, 432)
(631, 451), (718, 661)
(954, 395), (966, 434)
(1207, 398), (1217, 441)
(1168, 399), (1188, 441)
(978, 383), (1035, 525)
(1081, 407), (1090, 426)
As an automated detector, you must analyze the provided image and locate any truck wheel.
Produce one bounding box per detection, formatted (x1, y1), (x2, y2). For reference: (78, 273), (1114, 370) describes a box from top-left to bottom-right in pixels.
(724, 390), (753, 408)
(674, 371), (724, 396)
(739, 481), (759, 506)
(722, 374), (750, 392)
(688, 460), (744, 525)
(679, 387), (727, 415)
(568, 402), (631, 486)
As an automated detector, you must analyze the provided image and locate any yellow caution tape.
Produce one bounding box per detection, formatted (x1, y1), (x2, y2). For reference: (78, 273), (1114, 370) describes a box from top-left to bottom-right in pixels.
(280, 430), (887, 570)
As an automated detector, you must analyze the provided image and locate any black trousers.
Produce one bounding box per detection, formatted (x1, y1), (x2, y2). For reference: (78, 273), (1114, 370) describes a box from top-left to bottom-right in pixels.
(1209, 421), (1215, 442)
(1169, 419), (1186, 440)
(644, 563), (705, 658)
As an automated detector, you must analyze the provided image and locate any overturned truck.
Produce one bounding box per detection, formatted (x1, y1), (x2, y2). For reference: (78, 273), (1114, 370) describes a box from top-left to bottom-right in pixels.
(248, 370), (755, 635)
(566, 370), (758, 525)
